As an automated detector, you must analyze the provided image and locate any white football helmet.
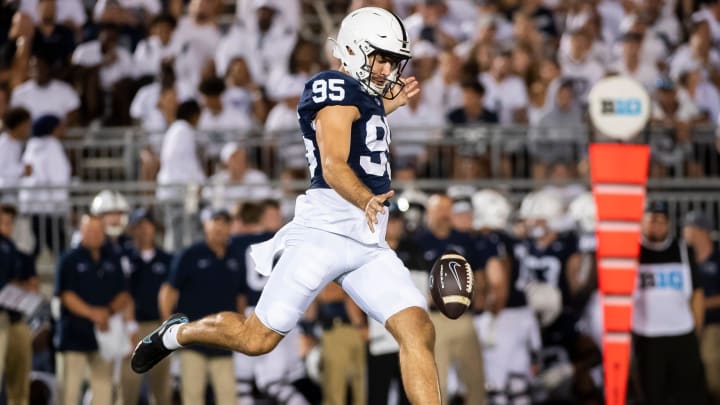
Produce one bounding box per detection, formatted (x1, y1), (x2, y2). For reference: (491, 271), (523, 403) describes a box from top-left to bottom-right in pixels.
(525, 281), (562, 327)
(472, 189), (512, 231)
(568, 192), (596, 234)
(332, 7), (411, 99)
(519, 191), (564, 225)
(90, 190), (130, 237)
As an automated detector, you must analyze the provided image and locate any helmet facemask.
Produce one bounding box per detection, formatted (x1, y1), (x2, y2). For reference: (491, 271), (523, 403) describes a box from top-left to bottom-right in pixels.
(363, 48), (409, 100)
(339, 39), (410, 100)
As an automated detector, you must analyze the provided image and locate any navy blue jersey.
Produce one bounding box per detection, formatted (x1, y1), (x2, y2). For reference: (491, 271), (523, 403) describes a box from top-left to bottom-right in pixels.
(168, 241), (243, 356)
(54, 246), (127, 351)
(414, 229), (482, 271)
(696, 247), (720, 324)
(471, 231), (509, 271)
(128, 247), (172, 322)
(228, 232), (275, 307)
(298, 70), (391, 195)
(513, 233), (578, 305)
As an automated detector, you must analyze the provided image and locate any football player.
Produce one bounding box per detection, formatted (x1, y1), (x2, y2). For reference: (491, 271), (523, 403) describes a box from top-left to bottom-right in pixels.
(471, 189), (541, 405)
(132, 7), (441, 404)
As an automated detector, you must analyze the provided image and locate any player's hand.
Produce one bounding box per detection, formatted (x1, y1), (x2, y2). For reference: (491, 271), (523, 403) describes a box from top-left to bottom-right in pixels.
(396, 76), (420, 106)
(364, 190), (394, 233)
(384, 77), (420, 115)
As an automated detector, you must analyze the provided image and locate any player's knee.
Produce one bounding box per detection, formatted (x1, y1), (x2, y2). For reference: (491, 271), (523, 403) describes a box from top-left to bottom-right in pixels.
(388, 307), (435, 351)
(239, 315), (283, 356)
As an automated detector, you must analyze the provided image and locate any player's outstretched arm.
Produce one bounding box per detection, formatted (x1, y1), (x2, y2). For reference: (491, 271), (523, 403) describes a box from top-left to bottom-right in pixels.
(315, 105), (394, 232)
(383, 76), (420, 115)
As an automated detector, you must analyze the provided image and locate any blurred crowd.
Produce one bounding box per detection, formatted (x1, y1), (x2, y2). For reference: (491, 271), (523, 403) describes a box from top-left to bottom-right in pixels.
(2, 184), (720, 404)
(2, 0), (720, 196)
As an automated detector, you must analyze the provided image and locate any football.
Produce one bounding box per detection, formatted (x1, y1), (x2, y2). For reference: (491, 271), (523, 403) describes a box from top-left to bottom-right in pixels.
(429, 252), (474, 319)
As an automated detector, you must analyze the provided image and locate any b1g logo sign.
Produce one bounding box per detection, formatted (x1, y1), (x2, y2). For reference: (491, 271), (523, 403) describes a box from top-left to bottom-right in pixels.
(638, 269), (684, 290)
(588, 76), (650, 141)
(601, 98), (643, 116)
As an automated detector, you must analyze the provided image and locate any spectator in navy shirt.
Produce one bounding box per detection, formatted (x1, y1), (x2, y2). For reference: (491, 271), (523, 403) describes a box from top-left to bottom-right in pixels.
(413, 193), (486, 405)
(54, 214), (130, 405)
(120, 208), (173, 405)
(159, 208), (240, 405)
(684, 210), (720, 403)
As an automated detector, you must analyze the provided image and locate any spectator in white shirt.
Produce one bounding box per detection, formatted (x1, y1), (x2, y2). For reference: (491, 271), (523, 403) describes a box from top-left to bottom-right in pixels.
(677, 64), (720, 123)
(422, 48), (463, 116)
(480, 51), (529, 124)
(560, 29), (605, 102)
(72, 24), (136, 92)
(265, 38), (321, 104)
(157, 100), (206, 201)
(19, 0), (87, 31)
(387, 72), (445, 179)
(691, 0), (720, 46)
(198, 77), (254, 149)
(669, 21), (720, 88)
(403, 0), (464, 49)
(134, 14), (178, 80)
(224, 56), (267, 124)
(10, 54), (80, 124)
(130, 66), (180, 181)
(94, 0), (161, 49)
(0, 108), (31, 197)
(609, 32), (660, 91)
(173, 0), (222, 93)
(19, 115), (71, 257)
(215, 0), (296, 88)
(203, 142), (273, 211)
(157, 100), (206, 250)
(130, 64), (180, 134)
(72, 24), (137, 124)
(612, 14), (668, 67)
(264, 74), (305, 171)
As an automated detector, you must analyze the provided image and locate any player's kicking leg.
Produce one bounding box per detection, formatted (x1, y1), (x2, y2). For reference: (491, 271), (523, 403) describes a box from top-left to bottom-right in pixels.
(131, 312), (283, 373)
(386, 307), (440, 405)
(340, 250), (441, 405)
(132, 225), (342, 374)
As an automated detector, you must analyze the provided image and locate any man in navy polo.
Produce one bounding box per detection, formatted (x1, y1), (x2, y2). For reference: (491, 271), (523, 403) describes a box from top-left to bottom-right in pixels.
(120, 208), (174, 405)
(55, 214), (131, 405)
(159, 208), (240, 405)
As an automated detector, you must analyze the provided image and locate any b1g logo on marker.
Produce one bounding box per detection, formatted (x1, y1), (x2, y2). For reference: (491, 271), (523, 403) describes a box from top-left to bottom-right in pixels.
(600, 98), (643, 116)
(588, 76), (650, 141)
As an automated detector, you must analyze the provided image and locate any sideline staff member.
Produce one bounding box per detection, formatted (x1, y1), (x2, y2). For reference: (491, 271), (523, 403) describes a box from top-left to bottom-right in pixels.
(159, 209), (239, 405)
(633, 201), (707, 404)
(55, 214), (130, 404)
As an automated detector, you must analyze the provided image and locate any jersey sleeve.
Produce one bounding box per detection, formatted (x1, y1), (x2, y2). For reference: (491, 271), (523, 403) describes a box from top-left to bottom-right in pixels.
(297, 71), (366, 121)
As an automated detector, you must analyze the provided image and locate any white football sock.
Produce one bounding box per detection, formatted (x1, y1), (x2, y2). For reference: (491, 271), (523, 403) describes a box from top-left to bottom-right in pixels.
(161, 324), (183, 350)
